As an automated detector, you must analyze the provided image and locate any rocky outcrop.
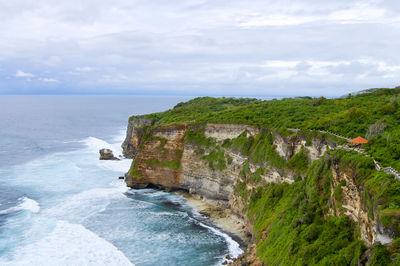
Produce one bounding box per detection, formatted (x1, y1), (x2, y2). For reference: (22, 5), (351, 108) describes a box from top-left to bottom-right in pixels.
(273, 133), (336, 161)
(122, 117), (154, 158)
(99, 148), (119, 160)
(329, 158), (393, 246)
(125, 124), (186, 189)
(204, 124), (259, 141)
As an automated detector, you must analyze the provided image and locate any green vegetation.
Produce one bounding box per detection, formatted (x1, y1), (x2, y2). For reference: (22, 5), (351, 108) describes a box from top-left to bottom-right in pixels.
(185, 126), (307, 173)
(226, 131), (287, 170)
(146, 158), (181, 170)
(246, 156), (366, 265)
(287, 148), (309, 173)
(140, 97), (261, 124)
(150, 136), (167, 150)
(185, 126), (216, 148)
(369, 244), (391, 265)
(334, 180), (346, 202)
(135, 87), (400, 171)
(202, 149), (227, 170)
(185, 127), (231, 171)
(127, 87), (400, 264)
(249, 168), (267, 183)
(236, 148), (400, 265)
(234, 180), (249, 201)
(129, 162), (142, 178)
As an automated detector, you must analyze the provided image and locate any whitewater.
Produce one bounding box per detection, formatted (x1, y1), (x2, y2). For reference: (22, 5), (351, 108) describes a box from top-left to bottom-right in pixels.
(0, 95), (242, 266)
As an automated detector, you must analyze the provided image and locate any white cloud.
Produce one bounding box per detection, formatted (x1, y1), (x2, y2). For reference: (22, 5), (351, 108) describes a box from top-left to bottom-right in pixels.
(39, 77), (59, 83)
(238, 2), (393, 27)
(1, 1), (399, 96)
(239, 14), (316, 27)
(330, 4), (386, 24)
(76, 66), (94, 72)
(262, 60), (300, 68)
(15, 70), (34, 78)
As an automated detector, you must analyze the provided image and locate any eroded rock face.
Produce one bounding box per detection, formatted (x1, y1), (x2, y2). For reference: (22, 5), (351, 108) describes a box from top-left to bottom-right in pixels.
(204, 124), (259, 141)
(121, 117), (154, 158)
(180, 143), (242, 201)
(125, 125), (186, 189)
(122, 120), (394, 264)
(99, 148), (119, 160)
(123, 122), (336, 198)
(121, 120), (398, 264)
(329, 159), (393, 246)
(122, 123), (332, 220)
(273, 133), (336, 161)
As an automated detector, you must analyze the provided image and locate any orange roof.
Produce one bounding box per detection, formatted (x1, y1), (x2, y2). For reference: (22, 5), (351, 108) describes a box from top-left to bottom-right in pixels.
(348, 136), (368, 144)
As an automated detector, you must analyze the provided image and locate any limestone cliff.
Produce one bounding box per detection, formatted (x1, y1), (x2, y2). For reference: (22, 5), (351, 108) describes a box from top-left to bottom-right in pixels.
(329, 158), (394, 246)
(123, 119), (334, 227)
(122, 118), (398, 264)
(121, 117), (154, 158)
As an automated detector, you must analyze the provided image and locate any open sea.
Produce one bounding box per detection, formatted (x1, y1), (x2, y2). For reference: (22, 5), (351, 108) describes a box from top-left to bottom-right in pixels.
(0, 95), (242, 266)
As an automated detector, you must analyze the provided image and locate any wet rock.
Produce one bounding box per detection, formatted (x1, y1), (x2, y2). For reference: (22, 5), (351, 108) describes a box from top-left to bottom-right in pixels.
(99, 148), (119, 160)
(119, 176), (124, 180)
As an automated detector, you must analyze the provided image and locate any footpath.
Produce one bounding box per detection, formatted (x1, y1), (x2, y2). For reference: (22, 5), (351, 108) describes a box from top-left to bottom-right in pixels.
(289, 128), (400, 180)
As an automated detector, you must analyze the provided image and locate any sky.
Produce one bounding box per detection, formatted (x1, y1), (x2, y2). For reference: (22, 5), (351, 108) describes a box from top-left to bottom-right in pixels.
(0, 0), (399, 97)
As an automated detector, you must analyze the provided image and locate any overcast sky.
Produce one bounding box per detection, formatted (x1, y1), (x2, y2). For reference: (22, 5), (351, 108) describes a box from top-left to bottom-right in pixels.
(0, 0), (399, 96)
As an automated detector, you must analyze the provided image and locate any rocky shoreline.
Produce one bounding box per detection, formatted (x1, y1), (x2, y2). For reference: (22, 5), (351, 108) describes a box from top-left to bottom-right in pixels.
(178, 191), (249, 243)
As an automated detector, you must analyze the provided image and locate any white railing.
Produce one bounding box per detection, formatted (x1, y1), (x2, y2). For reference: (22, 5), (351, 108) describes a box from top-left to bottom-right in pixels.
(318, 130), (351, 141)
(288, 128), (400, 180)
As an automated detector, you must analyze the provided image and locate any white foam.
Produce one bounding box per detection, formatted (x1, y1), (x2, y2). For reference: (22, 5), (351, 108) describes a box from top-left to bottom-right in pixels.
(2, 220), (133, 266)
(80, 136), (125, 157)
(197, 220), (243, 260)
(183, 197), (243, 261)
(98, 158), (132, 173)
(48, 186), (128, 222)
(109, 179), (130, 192)
(0, 197), (40, 215)
(112, 129), (128, 143)
(80, 136), (119, 154)
(19, 197), (40, 213)
(79, 135), (132, 173)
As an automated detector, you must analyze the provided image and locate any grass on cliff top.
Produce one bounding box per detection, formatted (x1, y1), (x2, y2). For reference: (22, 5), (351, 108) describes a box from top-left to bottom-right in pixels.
(132, 87), (400, 171)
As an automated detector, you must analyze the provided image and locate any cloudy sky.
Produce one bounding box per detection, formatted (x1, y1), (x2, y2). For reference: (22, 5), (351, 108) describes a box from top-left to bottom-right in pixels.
(0, 0), (399, 96)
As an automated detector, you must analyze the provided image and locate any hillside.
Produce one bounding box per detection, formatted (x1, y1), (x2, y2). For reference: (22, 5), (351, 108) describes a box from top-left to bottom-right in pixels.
(135, 87), (400, 171)
(123, 87), (400, 265)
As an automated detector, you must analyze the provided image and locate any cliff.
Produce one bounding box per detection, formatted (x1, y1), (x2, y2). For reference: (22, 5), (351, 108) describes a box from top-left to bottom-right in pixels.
(122, 117), (400, 265)
(123, 121), (332, 200)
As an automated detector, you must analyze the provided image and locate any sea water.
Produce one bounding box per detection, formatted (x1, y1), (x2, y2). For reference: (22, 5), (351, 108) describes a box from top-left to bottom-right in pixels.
(0, 95), (242, 266)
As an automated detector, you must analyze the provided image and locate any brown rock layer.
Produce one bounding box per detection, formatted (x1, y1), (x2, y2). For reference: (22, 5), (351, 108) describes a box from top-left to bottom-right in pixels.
(122, 117), (387, 264)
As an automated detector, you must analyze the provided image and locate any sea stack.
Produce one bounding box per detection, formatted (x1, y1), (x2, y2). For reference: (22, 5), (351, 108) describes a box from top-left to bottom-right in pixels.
(99, 148), (119, 160)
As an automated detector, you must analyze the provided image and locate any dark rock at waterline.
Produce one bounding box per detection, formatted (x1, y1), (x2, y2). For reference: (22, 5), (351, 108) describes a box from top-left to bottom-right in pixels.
(99, 148), (119, 160)
(119, 176), (124, 180)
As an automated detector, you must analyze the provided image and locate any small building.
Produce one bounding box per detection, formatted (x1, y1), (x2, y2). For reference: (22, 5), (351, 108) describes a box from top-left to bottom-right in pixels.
(348, 136), (368, 146)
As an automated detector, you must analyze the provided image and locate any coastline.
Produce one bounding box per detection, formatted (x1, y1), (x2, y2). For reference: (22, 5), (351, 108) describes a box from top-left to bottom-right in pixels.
(177, 191), (249, 244)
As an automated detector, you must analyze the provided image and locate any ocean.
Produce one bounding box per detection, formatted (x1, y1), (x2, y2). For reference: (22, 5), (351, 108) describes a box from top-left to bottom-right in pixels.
(0, 95), (242, 266)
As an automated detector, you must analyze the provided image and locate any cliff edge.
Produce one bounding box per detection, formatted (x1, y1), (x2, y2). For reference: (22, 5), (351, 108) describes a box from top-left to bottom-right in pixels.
(121, 116), (400, 264)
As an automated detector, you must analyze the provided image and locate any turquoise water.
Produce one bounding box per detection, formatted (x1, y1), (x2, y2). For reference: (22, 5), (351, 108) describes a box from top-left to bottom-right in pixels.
(0, 96), (242, 265)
